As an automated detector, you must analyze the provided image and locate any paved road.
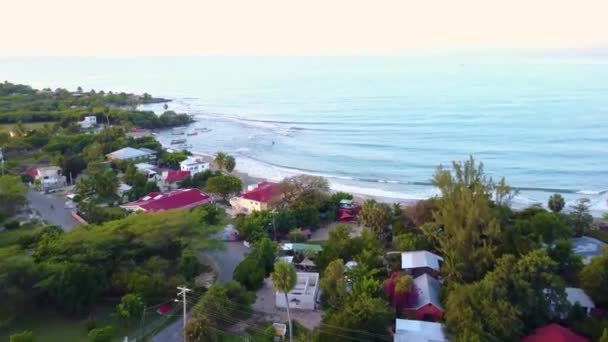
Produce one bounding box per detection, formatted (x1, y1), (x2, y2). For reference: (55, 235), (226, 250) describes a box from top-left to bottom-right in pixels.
(152, 242), (249, 342)
(25, 190), (78, 231)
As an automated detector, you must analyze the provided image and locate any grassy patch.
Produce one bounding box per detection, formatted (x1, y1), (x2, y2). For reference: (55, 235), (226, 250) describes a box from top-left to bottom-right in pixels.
(0, 121), (55, 133)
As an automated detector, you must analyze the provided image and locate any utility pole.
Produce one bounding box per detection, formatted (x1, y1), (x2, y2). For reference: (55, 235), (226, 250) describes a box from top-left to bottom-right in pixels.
(176, 286), (191, 342)
(0, 148), (4, 176)
(271, 208), (277, 241)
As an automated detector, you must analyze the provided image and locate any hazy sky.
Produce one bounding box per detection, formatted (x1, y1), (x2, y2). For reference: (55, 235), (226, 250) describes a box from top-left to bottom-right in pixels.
(2, 0), (607, 56)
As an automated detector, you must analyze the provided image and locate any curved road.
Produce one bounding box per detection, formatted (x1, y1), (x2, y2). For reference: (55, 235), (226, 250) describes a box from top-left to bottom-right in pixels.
(152, 242), (249, 342)
(26, 190), (78, 231)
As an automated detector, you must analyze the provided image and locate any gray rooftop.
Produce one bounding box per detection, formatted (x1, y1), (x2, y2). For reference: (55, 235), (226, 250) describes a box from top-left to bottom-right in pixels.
(106, 147), (154, 160)
(412, 273), (443, 310)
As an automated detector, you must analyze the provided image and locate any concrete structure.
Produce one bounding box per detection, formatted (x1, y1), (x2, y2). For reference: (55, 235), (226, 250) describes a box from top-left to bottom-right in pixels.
(408, 273), (444, 322)
(275, 272), (319, 311)
(117, 183), (132, 200)
(78, 116), (97, 129)
(401, 250), (443, 278)
(230, 181), (278, 214)
(566, 287), (595, 315)
(135, 163), (159, 181)
(179, 156), (209, 176)
(120, 188), (212, 212)
(394, 319), (448, 342)
(106, 147), (155, 162)
(28, 166), (67, 191)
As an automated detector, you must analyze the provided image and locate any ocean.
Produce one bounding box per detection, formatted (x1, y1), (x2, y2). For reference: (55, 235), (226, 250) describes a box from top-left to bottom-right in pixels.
(1, 54), (607, 214)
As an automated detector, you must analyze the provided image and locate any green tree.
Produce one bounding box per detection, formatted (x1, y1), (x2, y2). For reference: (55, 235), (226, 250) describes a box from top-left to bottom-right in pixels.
(9, 331), (34, 342)
(75, 163), (119, 199)
(233, 256), (265, 290)
(205, 175), (242, 201)
(87, 326), (115, 342)
(116, 293), (144, 328)
(445, 250), (567, 341)
(185, 313), (217, 342)
(569, 198), (593, 236)
(164, 151), (188, 168)
(123, 163), (138, 185)
(600, 328), (608, 342)
(580, 246), (608, 305)
(547, 239), (583, 282)
(320, 259), (347, 308)
(393, 232), (431, 251)
(224, 155), (236, 172)
(178, 249), (201, 280)
(274, 175), (330, 210)
(252, 237), (278, 275)
(359, 199), (392, 237)
(214, 151), (227, 171)
(287, 229), (306, 242)
(320, 294), (392, 342)
(271, 261), (297, 342)
(529, 212), (571, 244)
(548, 194), (565, 213)
(83, 142), (103, 163)
(426, 156), (502, 282)
(0, 175), (27, 216)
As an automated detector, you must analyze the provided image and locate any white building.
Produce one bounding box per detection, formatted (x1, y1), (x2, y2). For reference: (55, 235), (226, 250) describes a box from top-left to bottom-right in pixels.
(78, 116), (97, 129)
(179, 156), (209, 176)
(566, 287), (595, 315)
(32, 166), (67, 191)
(275, 272), (319, 311)
(394, 319), (449, 342)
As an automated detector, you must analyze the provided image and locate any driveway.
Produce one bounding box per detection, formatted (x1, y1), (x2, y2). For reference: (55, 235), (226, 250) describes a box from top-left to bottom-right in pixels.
(152, 241), (249, 342)
(25, 190), (78, 231)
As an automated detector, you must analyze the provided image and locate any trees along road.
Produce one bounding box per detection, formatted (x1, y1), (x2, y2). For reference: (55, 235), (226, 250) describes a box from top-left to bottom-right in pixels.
(152, 242), (249, 342)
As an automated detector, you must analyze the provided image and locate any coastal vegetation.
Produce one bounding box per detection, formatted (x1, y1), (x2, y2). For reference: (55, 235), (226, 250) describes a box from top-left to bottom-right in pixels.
(2, 81), (608, 341)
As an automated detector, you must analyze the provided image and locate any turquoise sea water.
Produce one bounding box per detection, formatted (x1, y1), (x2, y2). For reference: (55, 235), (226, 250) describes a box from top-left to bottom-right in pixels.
(1, 55), (607, 213)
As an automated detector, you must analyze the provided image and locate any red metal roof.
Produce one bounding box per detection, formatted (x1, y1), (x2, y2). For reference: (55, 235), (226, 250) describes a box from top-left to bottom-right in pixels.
(164, 170), (191, 183)
(22, 167), (39, 178)
(121, 188), (211, 212)
(240, 182), (278, 203)
(521, 324), (588, 342)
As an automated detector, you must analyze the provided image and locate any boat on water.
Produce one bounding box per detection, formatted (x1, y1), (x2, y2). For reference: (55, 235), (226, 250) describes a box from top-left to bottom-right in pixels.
(170, 138), (186, 144)
(194, 128), (212, 133)
(187, 132), (198, 136)
(176, 144), (192, 150)
(172, 130), (184, 135)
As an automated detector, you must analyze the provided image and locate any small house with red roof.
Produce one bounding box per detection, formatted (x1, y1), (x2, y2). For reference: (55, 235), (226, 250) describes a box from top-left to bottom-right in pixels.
(520, 323), (588, 342)
(120, 188), (211, 212)
(405, 273), (444, 322)
(161, 170), (191, 190)
(230, 181), (278, 214)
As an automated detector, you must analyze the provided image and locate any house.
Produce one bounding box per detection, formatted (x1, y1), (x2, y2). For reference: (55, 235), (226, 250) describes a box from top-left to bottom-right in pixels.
(78, 116), (97, 129)
(229, 181), (278, 214)
(135, 163), (159, 181)
(179, 156), (209, 176)
(407, 273), (444, 322)
(401, 250), (443, 278)
(125, 128), (152, 139)
(275, 272), (319, 311)
(520, 323), (588, 342)
(106, 147), (156, 162)
(565, 287), (595, 316)
(394, 319), (448, 342)
(120, 188), (212, 212)
(117, 183), (132, 201)
(23, 166), (67, 191)
(162, 170), (191, 190)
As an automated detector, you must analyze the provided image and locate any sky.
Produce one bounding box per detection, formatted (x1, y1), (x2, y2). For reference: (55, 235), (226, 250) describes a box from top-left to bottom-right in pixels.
(1, 0), (607, 56)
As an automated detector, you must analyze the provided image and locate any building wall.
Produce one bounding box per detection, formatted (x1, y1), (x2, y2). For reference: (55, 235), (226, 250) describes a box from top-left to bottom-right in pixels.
(415, 304), (443, 322)
(275, 291), (317, 311)
(230, 197), (266, 214)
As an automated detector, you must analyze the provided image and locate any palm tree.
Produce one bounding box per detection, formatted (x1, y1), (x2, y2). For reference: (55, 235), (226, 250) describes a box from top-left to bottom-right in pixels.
(214, 152), (227, 171)
(271, 261), (297, 342)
